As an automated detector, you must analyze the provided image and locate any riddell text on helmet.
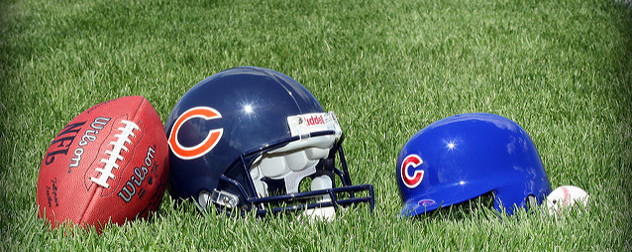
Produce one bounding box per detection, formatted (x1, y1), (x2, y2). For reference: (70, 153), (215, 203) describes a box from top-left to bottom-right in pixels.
(304, 115), (325, 126)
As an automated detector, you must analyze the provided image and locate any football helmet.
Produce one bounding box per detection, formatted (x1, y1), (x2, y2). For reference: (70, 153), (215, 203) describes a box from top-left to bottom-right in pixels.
(397, 113), (551, 217)
(165, 66), (374, 216)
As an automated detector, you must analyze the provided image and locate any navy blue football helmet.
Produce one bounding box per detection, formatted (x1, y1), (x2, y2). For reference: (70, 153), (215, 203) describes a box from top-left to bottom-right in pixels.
(397, 113), (551, 217)
(165, 66), (374, 216)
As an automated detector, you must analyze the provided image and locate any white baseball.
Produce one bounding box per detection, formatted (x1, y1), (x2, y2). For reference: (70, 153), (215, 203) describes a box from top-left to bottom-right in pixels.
(546, 185), (590, 215)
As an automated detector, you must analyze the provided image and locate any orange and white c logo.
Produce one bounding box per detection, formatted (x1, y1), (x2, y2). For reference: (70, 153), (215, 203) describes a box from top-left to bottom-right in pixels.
(168, 106), (224, 160)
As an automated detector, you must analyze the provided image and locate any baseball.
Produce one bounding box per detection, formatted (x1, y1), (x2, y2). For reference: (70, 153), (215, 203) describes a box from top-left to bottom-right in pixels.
(546, 185), (590, 215)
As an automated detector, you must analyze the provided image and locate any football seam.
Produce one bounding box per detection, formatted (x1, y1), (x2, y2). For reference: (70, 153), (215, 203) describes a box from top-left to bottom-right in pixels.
(90, 120), (140, 188)
(77, 97), (146, 226)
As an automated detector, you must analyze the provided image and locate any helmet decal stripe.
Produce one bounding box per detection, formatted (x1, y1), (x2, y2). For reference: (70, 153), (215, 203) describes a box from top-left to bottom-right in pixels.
(401, 154), (424, 188)
(168, 106), (224, 160)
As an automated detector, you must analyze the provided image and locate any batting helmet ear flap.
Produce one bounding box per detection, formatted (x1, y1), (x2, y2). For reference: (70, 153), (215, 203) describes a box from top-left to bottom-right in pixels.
(493, 185), (529, 215)
(493, 190), (542, 216)
(397, 113), (551, 217)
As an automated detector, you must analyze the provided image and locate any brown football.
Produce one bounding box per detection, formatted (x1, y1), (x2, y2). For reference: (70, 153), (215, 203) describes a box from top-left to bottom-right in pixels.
(36, 96), (169, 231)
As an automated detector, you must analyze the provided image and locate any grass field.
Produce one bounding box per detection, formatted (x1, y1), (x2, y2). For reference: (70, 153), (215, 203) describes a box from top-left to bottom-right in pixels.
(1, 0), (631, 250)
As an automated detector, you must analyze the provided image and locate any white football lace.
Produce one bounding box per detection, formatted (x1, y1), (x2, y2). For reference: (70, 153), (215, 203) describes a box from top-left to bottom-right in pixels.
(90, 120), (140, 188)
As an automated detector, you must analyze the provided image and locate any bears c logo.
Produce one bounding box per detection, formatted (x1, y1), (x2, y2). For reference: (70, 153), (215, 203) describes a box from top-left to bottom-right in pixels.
(401, 154), (424, 188)
(168, 106), (223, 160)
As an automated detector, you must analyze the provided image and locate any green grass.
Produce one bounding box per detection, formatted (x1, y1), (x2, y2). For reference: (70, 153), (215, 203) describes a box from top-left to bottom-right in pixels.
(1, 0), (631, 250)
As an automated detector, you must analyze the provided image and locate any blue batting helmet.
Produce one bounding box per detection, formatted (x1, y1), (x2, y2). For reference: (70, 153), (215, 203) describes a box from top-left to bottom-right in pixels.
(397, 113), (551, 217)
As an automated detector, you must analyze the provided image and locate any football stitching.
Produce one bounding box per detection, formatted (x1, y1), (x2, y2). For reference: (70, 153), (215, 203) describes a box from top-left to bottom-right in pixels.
(89, 120), (140, 188)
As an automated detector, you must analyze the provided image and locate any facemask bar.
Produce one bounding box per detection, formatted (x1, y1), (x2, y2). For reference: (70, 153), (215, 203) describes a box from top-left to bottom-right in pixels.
(214, 130), (375, 216)
(331, 134), (353, 186)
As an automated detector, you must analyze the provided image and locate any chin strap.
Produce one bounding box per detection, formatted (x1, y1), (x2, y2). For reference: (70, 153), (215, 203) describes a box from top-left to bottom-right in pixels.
(198, 189), (240, 210)
(211, 189), (240, 208)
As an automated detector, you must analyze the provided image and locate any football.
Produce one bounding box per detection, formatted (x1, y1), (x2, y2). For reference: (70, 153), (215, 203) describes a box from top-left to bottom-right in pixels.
(36, 96), (169, 231)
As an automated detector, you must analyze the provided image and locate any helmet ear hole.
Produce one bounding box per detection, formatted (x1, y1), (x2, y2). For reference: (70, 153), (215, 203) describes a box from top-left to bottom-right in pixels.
(298, 176), (312, 193)
(526, 195), (538, 210)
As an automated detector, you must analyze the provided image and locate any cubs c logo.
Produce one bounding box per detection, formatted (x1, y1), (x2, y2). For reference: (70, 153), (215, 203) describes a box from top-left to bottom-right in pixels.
(401, 154), (424, 188)
(168, 106), (223, 160)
